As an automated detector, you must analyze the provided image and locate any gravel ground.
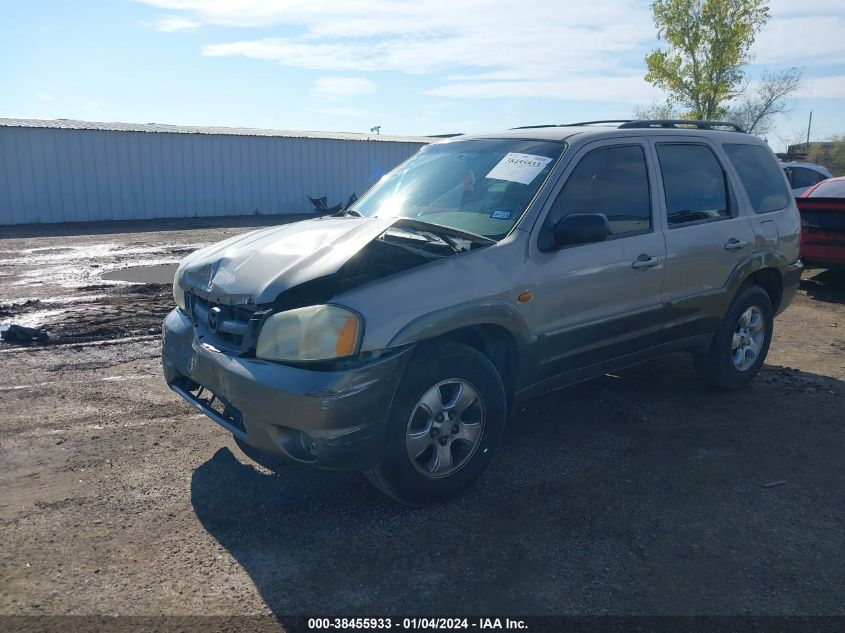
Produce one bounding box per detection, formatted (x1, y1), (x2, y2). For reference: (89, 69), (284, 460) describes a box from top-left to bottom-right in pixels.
(1, 218), (843, 618)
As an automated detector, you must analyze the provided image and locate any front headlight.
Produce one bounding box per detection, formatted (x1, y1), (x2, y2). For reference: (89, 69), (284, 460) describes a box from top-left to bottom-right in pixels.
(172, 271), (187, 312)
(256, 305), (362, 362)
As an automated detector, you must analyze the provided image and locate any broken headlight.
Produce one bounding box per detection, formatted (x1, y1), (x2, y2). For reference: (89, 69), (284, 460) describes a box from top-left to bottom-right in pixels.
(172, 271), (187, 312)
(256, 305), (362, 362)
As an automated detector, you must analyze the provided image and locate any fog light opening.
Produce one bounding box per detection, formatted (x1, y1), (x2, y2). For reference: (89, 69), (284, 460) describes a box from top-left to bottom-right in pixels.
(273, 427), (319, 463)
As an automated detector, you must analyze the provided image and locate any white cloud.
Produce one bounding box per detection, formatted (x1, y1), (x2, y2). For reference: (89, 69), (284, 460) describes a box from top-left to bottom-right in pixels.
(311, 76), (377, 100)
(798, 76), (845, 100)
(141, 0), (655, 89)
(36, 92), (54, 102)
(426, 75), (661, 103)
(137, 0), (845, 103)
(752, 15), (845, 65)
(153, 15), (201, 32)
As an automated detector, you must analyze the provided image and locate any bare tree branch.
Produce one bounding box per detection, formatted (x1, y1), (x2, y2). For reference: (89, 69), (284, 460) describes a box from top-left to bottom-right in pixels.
(727, 67), (803, 134)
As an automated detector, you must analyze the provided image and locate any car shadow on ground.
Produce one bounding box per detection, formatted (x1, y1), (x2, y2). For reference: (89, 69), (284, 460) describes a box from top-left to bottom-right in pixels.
(800, 268), (845, 304)
(191, 354), (845, 618)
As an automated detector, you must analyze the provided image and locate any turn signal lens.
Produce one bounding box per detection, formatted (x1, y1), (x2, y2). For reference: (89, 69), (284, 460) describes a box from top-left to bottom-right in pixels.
(335, 314), (360, 356)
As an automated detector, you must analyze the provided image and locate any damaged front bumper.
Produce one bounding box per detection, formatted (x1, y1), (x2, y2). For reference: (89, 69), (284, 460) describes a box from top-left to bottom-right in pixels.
(161, 308), (412, 470)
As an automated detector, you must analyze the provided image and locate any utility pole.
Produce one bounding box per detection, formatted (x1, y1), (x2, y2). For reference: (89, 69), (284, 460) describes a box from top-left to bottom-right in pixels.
(806, 111), (813, 146)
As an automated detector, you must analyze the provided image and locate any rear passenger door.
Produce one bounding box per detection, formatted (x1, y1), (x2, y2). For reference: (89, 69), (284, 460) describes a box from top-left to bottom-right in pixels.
(722, 143), (799, 278)
(652, 139), (756, 340)
(527, 139), (667, 381)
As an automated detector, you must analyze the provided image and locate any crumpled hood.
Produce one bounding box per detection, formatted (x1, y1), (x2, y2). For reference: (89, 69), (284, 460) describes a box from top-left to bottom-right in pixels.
(178, 216), (398, 304)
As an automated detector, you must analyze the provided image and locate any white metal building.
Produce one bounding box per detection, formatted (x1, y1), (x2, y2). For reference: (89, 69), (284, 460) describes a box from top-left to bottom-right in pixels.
(0, 118), (431, 225)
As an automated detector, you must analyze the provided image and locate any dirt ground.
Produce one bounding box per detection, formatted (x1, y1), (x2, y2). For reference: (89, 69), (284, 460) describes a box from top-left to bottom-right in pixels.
(1, 217), (843, 619)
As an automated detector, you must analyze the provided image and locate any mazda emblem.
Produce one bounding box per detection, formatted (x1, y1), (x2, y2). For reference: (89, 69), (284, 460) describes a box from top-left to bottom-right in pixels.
(208, 306), (222, 333)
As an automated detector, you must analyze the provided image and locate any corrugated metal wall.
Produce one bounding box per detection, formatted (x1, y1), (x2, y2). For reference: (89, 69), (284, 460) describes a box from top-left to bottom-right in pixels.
(0, 126), (427, 225)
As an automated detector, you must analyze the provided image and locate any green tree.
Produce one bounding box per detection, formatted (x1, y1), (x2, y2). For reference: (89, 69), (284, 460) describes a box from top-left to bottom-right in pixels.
(806, 137), (845, 177)
(632, 101), (686, 120)
(645, 0), (769, 119)
(634, 67), (802, 134)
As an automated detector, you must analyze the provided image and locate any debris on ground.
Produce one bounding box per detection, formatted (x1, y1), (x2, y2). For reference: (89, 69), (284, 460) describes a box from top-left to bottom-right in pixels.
(1, 324), (50, 343)
(307, 193), (357, 215)
(761, 480), (788, 488)
(0, 299), (42, 318)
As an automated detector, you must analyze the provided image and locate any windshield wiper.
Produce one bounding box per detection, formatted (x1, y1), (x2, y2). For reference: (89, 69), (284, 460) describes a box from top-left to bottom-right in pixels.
(336, 208), (363, 217)
(393, 218), (496, 247)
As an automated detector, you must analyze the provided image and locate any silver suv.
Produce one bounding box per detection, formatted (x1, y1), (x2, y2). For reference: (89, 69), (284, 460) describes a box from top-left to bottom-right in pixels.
(162, 120), (803, 505)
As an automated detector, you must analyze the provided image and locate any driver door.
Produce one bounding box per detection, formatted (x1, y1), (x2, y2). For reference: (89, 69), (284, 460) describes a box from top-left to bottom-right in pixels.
(525, 139), (667, 383)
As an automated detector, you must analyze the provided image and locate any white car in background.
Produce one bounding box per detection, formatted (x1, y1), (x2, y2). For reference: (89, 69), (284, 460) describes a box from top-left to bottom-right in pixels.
(782, 162), (833, 196)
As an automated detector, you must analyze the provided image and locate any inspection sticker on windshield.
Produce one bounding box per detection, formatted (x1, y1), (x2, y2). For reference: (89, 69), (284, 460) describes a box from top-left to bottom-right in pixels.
(490, 208), (513, 220)
(486, 153), (553, 185)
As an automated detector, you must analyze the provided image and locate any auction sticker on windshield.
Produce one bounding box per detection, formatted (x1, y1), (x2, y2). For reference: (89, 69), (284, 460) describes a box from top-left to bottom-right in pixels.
(486, 153), (553, 185)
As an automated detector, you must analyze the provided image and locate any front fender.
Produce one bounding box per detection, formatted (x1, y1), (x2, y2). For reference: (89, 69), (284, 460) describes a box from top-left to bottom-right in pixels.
(387, 298), (534, 348)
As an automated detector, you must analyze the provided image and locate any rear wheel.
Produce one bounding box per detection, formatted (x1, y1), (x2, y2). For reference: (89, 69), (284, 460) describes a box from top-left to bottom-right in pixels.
(365, 341), (507, 505)
(694, 285), (773, 389)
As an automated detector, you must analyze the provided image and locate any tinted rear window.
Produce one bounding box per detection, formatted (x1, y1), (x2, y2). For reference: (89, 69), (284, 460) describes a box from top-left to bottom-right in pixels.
(723, 144), (790, 213)
(807, 179), (845, 198)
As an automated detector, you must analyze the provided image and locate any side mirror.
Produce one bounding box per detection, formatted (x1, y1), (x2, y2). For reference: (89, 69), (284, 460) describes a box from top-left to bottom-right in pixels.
(552, 213), (611, 247)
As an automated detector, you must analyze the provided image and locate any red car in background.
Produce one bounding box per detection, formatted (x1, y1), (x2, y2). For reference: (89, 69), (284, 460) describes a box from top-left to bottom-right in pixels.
(797, 176), (845, 268)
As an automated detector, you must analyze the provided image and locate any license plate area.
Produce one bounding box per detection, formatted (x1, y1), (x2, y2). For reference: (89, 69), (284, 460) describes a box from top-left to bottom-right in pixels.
(179, 378), (246, 434)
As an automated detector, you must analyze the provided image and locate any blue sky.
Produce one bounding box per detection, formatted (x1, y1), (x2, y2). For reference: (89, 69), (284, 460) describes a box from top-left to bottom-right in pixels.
(2, 0), (844, 151)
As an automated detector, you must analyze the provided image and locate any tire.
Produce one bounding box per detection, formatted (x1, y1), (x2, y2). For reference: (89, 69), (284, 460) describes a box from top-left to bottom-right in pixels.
(364, 341), (507, 505)
(694, 285), (774, 390)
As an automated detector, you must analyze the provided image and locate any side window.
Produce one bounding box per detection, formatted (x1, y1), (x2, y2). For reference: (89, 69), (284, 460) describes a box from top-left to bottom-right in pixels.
(792, 167), (823, 189)
(657, 144), (729, 226)
(548, 145), (651, 237)
(723, 144), (790, 213)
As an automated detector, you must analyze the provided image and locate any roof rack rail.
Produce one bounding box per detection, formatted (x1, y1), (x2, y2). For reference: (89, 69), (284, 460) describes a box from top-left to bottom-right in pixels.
(562, 120), (633, 127)
(510, 120), (633, 130)
(511, 119), (746, 133)
(619, 119), (745, 133)
(510, 124), (563, 129)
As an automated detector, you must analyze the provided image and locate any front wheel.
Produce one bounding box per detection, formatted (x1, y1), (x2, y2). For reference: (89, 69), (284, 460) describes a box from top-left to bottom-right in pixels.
(365, 341), (507, 505)
(694, 285), (774, 389)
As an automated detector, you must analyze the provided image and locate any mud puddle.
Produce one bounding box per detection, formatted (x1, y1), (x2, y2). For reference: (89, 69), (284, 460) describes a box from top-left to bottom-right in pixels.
(1, 240), (196, 346)
(1, 284), (171, 347)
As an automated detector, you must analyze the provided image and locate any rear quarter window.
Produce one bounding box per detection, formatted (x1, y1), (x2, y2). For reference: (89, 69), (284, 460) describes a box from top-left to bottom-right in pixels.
(723, 144), (790, 213)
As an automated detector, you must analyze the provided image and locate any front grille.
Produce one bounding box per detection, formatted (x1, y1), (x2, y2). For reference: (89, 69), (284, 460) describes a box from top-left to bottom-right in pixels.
(190, 295), (256, 351)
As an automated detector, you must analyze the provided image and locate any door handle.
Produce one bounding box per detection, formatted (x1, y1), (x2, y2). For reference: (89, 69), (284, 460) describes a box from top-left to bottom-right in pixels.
(632, 254), (659, 269)
(724, 238), (748, 251)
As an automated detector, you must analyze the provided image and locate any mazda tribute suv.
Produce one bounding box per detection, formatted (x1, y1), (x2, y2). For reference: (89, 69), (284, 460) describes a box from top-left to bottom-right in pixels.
(162, 120), (802, 505)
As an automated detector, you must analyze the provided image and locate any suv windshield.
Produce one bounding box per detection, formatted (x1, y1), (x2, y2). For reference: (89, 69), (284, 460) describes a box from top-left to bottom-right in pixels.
(349, 138), (565, 239)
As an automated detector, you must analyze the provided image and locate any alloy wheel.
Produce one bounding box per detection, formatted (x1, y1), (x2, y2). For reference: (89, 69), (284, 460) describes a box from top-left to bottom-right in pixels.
(405, 379), (485, 479)
(731, 305), (765, 371)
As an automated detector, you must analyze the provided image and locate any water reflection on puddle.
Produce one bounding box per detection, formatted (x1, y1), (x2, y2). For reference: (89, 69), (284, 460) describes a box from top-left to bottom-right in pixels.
(101, 264), (178, 284)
